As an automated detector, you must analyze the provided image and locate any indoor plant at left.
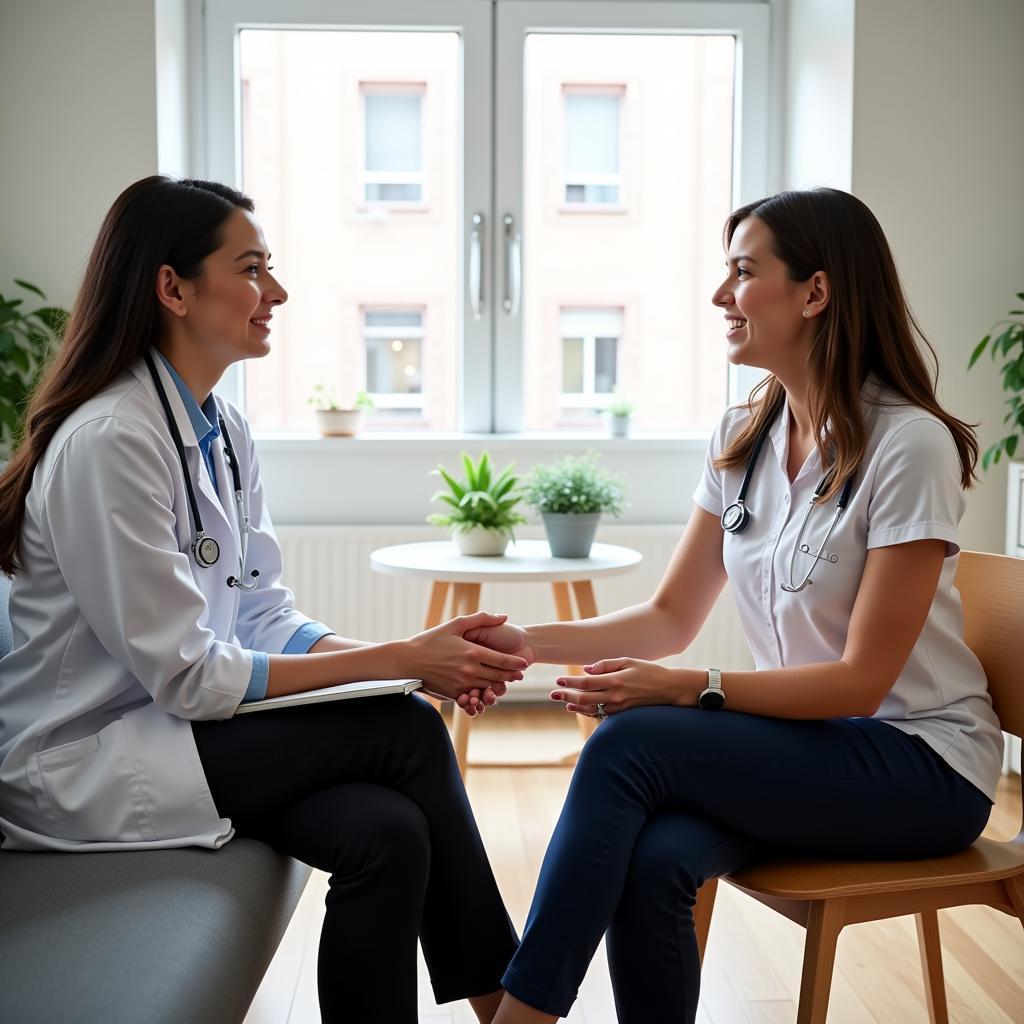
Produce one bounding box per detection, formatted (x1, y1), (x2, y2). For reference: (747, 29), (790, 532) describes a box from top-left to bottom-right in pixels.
(0, 280), (67, 460)
(427, 451), (526, 556)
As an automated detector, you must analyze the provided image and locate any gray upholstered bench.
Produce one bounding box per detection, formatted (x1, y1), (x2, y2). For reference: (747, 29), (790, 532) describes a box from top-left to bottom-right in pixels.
(0, 574), (311, 1023)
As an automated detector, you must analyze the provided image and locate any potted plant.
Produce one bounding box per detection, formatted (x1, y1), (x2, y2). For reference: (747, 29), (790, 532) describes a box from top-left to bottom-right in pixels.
(606, 387), (635, 438)
(521, 451), (626, 558)
(307, 384), (375, 437)
(967, 290), (1024, 470)
(427, 451), (527, 556)
(0, 280), (68, 460)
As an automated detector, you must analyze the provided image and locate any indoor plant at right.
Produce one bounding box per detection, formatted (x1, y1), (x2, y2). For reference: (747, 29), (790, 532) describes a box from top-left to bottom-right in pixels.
(967, 289), (1024, 469)
(521, 451), (626, 558)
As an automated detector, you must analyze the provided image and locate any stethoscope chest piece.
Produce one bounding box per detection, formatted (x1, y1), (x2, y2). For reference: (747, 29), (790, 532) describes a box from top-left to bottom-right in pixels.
(193, 533), (221, 568)
(721, 501), (752, 534)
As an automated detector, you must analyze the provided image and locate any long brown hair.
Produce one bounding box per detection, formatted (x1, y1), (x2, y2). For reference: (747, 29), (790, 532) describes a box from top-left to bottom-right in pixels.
(716, 189), (977, 499)
(0, 176), (254, 576)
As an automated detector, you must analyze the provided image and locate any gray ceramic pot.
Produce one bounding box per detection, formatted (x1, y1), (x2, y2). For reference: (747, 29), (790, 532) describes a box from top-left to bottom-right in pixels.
(541, 512), (601, 558)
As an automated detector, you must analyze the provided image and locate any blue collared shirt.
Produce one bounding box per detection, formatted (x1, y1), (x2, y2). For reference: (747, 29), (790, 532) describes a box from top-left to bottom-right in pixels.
(157, 353), (332, 702)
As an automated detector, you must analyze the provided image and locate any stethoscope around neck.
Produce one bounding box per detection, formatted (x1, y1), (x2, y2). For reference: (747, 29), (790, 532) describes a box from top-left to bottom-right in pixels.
(720, 417), (856, 593)
(145, 352), (260, 591)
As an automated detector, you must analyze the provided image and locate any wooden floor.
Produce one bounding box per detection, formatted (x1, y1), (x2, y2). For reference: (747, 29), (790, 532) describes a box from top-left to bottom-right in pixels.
(244, 706), (1024, 1023)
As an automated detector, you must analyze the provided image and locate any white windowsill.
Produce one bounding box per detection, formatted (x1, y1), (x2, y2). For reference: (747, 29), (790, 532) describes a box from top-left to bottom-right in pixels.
(254, 430), (712, 454)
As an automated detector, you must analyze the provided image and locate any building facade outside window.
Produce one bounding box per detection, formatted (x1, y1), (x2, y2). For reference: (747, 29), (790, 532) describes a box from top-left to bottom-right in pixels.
(363, 308), (425, 418)
(562, 86), (623, 207)
(560, 307), (622, 415)
(362, 85), (425, 205)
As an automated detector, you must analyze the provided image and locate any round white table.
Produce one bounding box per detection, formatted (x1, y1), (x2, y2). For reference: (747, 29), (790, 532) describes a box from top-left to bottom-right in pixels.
(370, 539), (643, 776)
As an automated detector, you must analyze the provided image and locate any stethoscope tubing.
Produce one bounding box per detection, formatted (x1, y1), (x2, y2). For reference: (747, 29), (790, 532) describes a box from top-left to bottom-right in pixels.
(144, 352), (259, 590)
(720, 415), (856, 592)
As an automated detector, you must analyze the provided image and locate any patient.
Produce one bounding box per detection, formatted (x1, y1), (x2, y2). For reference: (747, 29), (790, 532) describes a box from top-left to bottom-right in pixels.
(461, 189), (999, 1023)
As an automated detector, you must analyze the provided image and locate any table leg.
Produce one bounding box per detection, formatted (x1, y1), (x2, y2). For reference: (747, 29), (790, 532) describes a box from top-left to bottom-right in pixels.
(570, 581), (601, 739)
(449, 583), (482, 779)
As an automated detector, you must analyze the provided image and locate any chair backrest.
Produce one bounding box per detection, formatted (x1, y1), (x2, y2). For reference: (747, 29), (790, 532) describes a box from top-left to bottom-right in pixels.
(954, 550), (1024, 741)
(0, 572), (12, 660)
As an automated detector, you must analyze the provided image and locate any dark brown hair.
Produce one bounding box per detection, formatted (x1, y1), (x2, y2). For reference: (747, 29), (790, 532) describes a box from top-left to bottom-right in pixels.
(716, 189), (977, 499)
(0, 176), (254, 575)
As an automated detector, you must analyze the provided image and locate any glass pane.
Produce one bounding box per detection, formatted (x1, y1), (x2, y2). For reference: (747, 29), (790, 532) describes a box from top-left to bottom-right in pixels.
(239, 29), (459, 432)
(562, 337), (584, 393)
(524, 34), (735, 432)
(594, 336), (617, 393)
(564, 92), (619, 174)
(365, 92), (422, 172)
(364, 182), (422, 202)
(365, 338), (423, 396)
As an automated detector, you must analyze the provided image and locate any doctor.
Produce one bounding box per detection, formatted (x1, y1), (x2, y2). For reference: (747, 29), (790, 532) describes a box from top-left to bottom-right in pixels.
(0, 176), (520, 1023)
(464, 189), (1004, 1024)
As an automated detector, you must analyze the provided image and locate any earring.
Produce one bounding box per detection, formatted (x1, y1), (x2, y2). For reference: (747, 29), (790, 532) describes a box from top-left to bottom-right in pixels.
(803, 310), (811, 317)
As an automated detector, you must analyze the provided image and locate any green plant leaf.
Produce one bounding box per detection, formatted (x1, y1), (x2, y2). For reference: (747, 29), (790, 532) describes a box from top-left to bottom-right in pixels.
(28, 306), (67, 335)
(477, 451), (491, 491)
(968, 335), (990, 369)
(13, 279), (46, 300)
(435, 465), (466, 501)
(460, 451), (479, 491)
(1006, 435), (1019, 459)
(1003, 326), (1023, 355)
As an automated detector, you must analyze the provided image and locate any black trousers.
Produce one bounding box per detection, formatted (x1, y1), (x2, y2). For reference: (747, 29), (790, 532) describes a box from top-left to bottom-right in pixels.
(192, 694), (519, 1023)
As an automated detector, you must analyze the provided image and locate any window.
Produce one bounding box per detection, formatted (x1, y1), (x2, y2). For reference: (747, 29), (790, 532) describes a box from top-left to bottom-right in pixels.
(563, 88), (623, 206)
(363, 86), (425, 204)
(364, 309), (425, 414)
(207, 2), (770, 435)
(560, 308), (621, 409)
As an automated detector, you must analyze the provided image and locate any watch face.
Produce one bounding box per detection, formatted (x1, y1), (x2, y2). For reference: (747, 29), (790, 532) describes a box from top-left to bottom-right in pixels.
(698, 688), (725, 711)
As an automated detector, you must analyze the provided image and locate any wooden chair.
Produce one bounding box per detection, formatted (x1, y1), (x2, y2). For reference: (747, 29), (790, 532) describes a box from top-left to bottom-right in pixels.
(692, 550), (1024, 1023)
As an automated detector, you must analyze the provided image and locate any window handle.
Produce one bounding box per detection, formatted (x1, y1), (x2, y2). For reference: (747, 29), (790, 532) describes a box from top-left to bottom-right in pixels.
(469, 212), (484, 320)
(503, 214), (522, 316)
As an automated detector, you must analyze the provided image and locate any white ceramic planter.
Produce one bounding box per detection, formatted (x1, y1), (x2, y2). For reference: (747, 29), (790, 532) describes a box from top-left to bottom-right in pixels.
(454, 528), (510, 557)
(314, 408), (363, 437)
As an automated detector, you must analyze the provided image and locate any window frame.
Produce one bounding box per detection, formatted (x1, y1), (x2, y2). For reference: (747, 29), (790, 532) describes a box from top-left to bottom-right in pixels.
(202, 0), (769, 436)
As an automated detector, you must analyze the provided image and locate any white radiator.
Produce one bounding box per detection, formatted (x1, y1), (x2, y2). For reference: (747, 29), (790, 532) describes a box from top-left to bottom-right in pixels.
(276, 524), (754, 698)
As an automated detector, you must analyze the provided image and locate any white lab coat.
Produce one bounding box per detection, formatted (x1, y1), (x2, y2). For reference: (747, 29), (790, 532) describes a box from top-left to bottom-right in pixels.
(0, 355), (317, 850)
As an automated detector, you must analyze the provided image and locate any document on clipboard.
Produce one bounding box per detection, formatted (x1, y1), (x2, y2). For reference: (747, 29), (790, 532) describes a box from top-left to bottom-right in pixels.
(234, 678), (422, 715)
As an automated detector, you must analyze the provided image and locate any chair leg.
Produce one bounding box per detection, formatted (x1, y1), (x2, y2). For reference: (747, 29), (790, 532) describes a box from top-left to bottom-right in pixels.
(796, 898), (845, 1024)
(1004, 874), (1024, 929)
(915, 910), (949, 1024)
(694, 878), (719, 966)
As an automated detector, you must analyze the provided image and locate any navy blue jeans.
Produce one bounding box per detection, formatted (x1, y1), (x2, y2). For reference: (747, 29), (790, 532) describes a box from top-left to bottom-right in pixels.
(501, 708), (991, 1022)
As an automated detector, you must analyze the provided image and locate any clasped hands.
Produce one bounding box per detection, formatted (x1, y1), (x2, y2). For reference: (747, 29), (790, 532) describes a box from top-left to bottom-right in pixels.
(403, 612), (689, 718)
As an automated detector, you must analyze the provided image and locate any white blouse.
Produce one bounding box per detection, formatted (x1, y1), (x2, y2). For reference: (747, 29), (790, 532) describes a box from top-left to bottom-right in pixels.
(693, 378), (1002, 801)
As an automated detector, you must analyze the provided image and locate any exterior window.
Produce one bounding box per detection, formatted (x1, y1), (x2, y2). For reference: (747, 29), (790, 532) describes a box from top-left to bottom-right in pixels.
(364, 309), (425, 414)
(560, 308), (622, 408)
(363, 87), (424, 204)
(563, 88), (622, 206)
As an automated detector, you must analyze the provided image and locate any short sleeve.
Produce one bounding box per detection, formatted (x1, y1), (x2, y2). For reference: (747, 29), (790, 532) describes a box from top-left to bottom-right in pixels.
(866, 417), (965, 556)
(692, 407), (741, 518)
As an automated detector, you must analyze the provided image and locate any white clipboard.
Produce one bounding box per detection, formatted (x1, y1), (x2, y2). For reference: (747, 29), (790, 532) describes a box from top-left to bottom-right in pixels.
(234, 678), (422, 715)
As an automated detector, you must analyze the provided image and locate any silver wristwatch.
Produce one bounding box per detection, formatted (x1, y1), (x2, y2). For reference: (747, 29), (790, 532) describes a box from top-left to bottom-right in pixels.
(697, 667), (725, 710)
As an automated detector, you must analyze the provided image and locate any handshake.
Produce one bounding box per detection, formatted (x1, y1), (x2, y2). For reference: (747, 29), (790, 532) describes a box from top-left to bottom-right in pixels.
(394, 611), (534, 717)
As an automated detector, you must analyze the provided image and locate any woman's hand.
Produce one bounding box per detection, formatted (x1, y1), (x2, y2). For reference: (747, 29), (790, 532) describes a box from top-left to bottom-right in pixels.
(550, 659), (699, 717)
(457, 621), (536, 713)
(397, 612), (529, 715)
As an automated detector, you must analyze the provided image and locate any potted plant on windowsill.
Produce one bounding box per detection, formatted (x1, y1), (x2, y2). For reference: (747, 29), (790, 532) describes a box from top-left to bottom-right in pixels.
(307, 384), (375, 437)
(0, 280), (67, 462)
(606, 387), (635, 438)
(427, 452), (527, 556)
(521, 452), (626, 558)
